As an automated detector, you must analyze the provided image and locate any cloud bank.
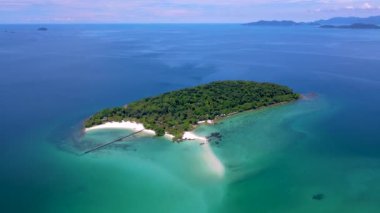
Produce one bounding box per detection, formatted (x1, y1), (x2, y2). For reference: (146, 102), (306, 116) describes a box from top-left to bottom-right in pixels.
(0, 0), (379, 23)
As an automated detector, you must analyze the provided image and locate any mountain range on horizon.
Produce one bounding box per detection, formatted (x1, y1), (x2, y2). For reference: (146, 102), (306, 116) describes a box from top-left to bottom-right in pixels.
(244, 15), (380, 26)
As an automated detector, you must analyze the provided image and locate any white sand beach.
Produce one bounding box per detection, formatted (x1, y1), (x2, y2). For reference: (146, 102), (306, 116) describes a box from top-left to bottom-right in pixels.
(183, 131), (208, 141)
(183, 131), (225, 177)
(85, 121), (225, 177)
(85, 121), (156, 135)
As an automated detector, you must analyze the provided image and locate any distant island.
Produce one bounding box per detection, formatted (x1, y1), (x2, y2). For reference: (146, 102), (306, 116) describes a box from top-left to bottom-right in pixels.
(244, 20), (302, 26)
(85, 81), (299, 141)
(244, 15), (380, 29)
(315, 15), (380, 25)
(320, 23), (380, 29)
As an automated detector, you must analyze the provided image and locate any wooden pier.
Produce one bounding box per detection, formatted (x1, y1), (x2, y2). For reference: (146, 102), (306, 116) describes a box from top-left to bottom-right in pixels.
(83, 130), (144, 155)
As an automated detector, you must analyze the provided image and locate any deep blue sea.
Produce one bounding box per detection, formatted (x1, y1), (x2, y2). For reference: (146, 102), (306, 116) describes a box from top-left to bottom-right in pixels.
(0, 24), (380, 212)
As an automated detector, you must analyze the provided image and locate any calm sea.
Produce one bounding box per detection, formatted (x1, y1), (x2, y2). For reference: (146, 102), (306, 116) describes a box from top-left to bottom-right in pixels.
(0, 24), (380, 212)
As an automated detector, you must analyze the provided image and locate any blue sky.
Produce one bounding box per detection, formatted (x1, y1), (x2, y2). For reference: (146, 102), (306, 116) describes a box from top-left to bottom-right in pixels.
(1, 0), (380, 23)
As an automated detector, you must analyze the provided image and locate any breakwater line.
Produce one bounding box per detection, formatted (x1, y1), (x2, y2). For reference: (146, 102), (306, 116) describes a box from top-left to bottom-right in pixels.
(83, 130), (144, 155)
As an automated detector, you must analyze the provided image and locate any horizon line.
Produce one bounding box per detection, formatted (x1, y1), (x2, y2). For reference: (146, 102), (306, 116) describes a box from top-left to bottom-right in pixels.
(1, 14), (379, 25)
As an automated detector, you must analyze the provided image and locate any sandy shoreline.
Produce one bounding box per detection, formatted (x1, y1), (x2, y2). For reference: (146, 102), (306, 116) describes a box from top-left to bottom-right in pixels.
(83, 100), (299, 177)
(84, 121), (225, 177)
(182, 132), (225, 176)
(85, 121), (156, 135)
(85, 121), (209, 141)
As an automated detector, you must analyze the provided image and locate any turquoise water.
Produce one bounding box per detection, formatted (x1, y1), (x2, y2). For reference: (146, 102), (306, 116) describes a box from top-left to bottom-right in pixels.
(1, 25), (380, 212)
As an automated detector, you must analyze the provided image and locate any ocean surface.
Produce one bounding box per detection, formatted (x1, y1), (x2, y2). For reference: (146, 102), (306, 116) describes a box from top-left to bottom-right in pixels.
(1, 24), (380, 213)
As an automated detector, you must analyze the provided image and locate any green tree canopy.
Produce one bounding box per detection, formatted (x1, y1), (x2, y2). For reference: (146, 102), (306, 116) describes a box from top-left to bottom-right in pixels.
(85, 81), (299, 141)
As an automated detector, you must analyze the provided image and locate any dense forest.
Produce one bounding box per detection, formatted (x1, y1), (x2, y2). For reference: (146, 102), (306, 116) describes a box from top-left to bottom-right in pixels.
(85, 81), (299, 140)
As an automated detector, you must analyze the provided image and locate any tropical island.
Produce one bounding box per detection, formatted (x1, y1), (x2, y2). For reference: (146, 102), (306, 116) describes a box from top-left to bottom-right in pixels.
(320, 23), (380, 29)
(85, 81), (299, 141)
(37, 27), (48, 31)
(243, 15), (380, 28)
(243, 20), (303, 26)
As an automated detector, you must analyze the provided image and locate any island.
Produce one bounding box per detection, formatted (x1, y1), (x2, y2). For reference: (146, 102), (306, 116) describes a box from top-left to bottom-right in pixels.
(314, 15), (380, 25)
(85, 81), (299, 141)
(243, 15), (380, 28)
(243, 20), (302, 26)
(320, 23), (380, 29)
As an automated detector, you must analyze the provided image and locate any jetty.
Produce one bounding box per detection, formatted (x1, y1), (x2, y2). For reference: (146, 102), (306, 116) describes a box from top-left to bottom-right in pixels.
(83, 130), (143, 155)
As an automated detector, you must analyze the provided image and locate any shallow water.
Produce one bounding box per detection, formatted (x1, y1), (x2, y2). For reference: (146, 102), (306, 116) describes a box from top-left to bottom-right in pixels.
(0, 24), (380, 212)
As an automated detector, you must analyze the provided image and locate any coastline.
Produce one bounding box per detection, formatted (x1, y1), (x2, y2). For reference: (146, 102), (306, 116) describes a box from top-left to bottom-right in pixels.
(84, 121), (224, 177)
(84, 99), (300, 140)
(84, 121), (211, 142)
(82, 100), (300, 177)
(211, 99), (300, 124)
(85, 121), (156, 135)
(84, 99), (300, 141)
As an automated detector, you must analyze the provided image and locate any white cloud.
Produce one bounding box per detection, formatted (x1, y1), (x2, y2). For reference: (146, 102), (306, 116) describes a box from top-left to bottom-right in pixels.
(361, 2), (374, 9)
(1, 0), (380, 23)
